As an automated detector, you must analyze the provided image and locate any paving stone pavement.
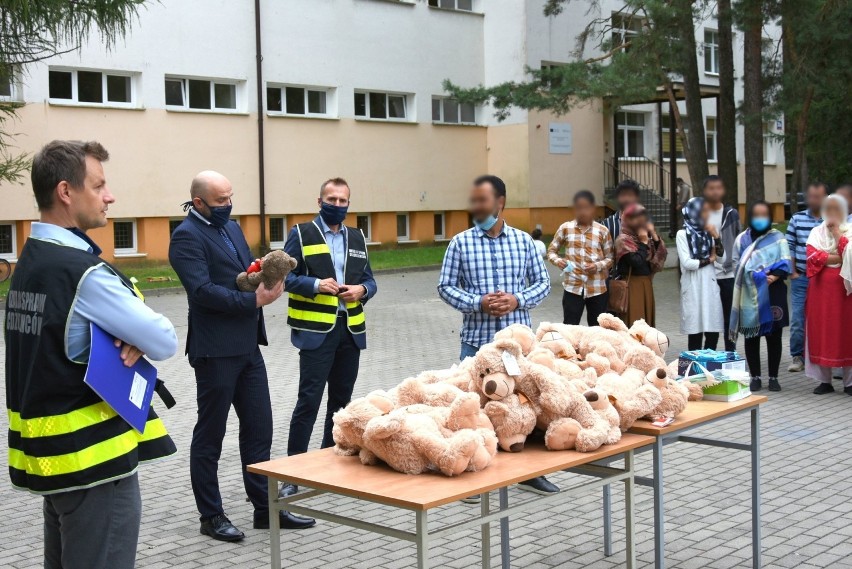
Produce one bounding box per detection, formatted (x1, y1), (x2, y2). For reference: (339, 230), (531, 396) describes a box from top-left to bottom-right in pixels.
(2, 267), (852, 569)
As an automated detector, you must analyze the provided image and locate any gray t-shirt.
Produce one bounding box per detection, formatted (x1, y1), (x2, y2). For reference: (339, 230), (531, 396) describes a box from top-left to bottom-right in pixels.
(707, 206), (732, 279)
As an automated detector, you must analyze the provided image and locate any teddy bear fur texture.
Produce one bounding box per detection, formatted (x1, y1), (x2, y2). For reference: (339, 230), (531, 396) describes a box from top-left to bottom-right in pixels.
(236, 250), (298, 292)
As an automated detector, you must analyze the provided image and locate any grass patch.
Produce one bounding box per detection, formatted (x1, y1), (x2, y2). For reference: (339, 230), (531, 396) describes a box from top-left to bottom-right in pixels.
(369, 245), (448, 270)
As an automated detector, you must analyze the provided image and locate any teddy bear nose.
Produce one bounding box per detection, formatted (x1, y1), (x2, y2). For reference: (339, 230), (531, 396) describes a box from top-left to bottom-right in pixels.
(656, 368), (666, 379)
(509, 442), (524, 452)
(484, 380), (497, 395)
(584, 391), (599, 402)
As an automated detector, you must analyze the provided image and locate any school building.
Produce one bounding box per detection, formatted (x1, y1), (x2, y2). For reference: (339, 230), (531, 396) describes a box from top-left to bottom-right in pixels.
(0, 0), (784, 264)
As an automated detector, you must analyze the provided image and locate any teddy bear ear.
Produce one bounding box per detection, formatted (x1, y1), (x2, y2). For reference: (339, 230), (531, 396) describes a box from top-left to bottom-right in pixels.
(492, 338), (523, 356)
(607, 394), (618, 404)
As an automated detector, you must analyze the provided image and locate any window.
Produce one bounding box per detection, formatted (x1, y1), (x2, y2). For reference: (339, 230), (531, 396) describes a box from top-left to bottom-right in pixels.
(396, 213), (410, 241)
(113, 220), (137, 255)
(434, 212), (446, 239)
(165, 77), (241, 112)
(763, 122), (774, 164)
(0, 222), (16, 260)
(428, 0), (473, 10)
(0, 67), (19, 101)
(168, 219), (182, 235)
(612, 14), (642, 52)
(354, 91), (408, 121)
(661, 114), (687, 161)
(615, 112), (646, 158)
(705, 117), (717, 161)
(269, 217), (286, 249)
(48, 68), (136, 106)
(356, 214), (372, 242)
(267, 85), (332, 117)
(704, 30), (720, 75)
(431, 97), (475, 124)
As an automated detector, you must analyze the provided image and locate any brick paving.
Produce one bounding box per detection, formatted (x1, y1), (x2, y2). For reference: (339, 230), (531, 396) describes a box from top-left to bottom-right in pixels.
(2, 267), (852, 568)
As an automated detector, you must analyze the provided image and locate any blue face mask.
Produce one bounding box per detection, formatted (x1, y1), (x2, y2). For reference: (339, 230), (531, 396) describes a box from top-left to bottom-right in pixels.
(751, 217), (771, 232)
(199, 198), (232, 228)
(474, 214), (499, 232)
(320, 201), (348, 226)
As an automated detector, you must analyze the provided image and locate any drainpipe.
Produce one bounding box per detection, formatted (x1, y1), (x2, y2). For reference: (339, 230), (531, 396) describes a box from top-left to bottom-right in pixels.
(254, 0), (267, 253)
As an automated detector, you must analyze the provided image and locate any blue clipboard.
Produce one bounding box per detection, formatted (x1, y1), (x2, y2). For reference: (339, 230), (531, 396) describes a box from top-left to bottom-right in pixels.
(83, 323), (157, 433)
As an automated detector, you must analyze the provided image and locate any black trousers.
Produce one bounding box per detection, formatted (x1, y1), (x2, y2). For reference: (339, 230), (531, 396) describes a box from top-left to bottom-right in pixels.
(688, 332), (720, 351)
(189, 348), (273, 519)
(562, 290), (609, 326)
(744, 329), (783, 378)
(288, 316), (361, 456)
(717, 277), (737, 351)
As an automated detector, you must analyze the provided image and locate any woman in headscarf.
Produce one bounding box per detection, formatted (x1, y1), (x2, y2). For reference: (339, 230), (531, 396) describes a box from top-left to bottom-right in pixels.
(805, 194), (852, 394)
(730, 201), (792, 392)
(613, 204), (667, 326)
(676, 197), (725, 350)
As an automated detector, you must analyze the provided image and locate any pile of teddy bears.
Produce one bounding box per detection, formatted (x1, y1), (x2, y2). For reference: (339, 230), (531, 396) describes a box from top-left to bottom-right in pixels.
(331, 314), (703, 476)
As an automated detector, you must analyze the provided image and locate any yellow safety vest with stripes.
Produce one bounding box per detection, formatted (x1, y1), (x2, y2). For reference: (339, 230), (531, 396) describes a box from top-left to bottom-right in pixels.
(5, 237), (176, 494)
(287, 220), (368, 334)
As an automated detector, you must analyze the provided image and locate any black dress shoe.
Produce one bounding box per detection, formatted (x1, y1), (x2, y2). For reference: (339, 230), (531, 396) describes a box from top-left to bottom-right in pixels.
(278, 483), (298, 499)
(844, 386), (852, 396)
(254, 510), (316, 530)
(768, 378), (781, 392)
(814, 383), (835, 395)
(200, 514), (245, 542)
(749, 378), (762, 392)
(517, 475), (560, 495)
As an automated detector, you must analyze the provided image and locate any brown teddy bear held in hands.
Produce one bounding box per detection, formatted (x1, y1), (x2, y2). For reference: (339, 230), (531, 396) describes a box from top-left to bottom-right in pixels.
(236, 250), (297, 292)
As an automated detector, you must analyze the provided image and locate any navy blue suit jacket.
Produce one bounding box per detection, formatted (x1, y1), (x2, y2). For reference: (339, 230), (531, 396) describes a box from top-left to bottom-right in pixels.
(283, 217), (377, 351)
(169, 212), (267, 359)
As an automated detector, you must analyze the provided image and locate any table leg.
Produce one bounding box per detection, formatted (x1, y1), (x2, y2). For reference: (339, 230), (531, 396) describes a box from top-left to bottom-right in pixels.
(653, 435), (665, 569)
(499, 487), (510, 569)
(625, 450), (635, 569)
(603, 483), (613, 556)
(481, 492), (491, 569)
(416, 510), (430, 569)
(751, 407), (762, 568)
(269, 478), (281, 569)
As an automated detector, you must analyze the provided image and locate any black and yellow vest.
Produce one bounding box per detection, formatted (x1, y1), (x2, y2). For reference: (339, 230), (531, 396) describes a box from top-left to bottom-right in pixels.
(5, 237), (176, 495)
(287, 220), (368, 334)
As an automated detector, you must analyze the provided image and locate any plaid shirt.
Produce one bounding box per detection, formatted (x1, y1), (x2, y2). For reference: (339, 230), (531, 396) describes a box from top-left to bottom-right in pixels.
(438, 223), (551, 348)
(786, 210), (822, 273)
(546, 220), (613, 298)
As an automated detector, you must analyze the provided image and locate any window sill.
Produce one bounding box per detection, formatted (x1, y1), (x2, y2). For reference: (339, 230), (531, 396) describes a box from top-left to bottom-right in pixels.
(616, 157), (652, 162)
(361, 0), (415, 6)
(366, 241), (382, 247)
(0, 257), (17, 263)
(48, 100), (144, 111)
(763, 162), (778, 167)
(396, 239), (420, 244)
(704, 71), (720, 77)
(432, 121), (481, 127)
(114, 252), (147, 259)
(354, 117), (417, 125)
(428, 6), (484, 17)
(267, 113), (339, 121)
(166, 107), (248, 116)
(269, 242), (286, 250)
(434, 238), (451, 243)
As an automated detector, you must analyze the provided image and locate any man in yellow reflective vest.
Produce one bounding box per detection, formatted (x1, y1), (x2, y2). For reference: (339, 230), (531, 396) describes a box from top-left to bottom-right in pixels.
(281, 177), (377, 497)
(5, 140), (178, 569)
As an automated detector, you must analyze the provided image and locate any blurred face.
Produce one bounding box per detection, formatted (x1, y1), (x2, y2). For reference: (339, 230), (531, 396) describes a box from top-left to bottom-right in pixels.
(699, 201), (711, 225)
(836, 186), (852, 207)
(617, 190), (639, 211)
(703, 180), (725, 204)
(626, 212), (649, 232)
(193, 176), (233, 218)
(469, 182), (502, 223)
(318, 182), (351, 208)
(574, 198), (595, 224)
(750, 204), (771, 229)
(61, 155), (115, 231)
(824, 199), (845, 224)
(806, 185), (827, 214)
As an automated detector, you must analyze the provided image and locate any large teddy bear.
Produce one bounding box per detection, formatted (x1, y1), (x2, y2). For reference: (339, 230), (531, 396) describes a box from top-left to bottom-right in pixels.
(594, 368), (664, 432)
(467, 338), (525, 402)
(332, 390), (396, 456)
(583, 388), (622, 445)
(493, 323), (538, 356)
(236, 250), (297, 292)
(483, 393), (537, 452)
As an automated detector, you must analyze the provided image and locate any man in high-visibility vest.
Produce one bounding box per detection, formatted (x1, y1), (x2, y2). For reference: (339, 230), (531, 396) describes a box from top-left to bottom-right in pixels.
(5, 140), (178, 568)
(282, 177), (377, 497)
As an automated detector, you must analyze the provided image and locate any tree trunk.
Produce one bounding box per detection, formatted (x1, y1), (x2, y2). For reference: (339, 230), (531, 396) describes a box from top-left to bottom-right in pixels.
(717, 0), (739, 207)
(672, 0), (710, 188)
(791, 85), (814, 214)
(741, 0), (765, 207)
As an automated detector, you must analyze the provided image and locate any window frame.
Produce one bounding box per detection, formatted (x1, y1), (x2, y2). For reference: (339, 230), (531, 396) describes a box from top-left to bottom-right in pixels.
(661, 114), (688, 162)
(705, 116), (717, 162)
(47, 67), (139, 108)
(0, 67), (20, 102)
(269, 216), (287, 249)
(266, 83), (336, 118)
(354, 90), (412, 122)
(396, 213), (411, 242)
(763, 121), (775, 165)
(431, 96), (476, 125)
(355, 214), (373, 242)
(0, 221), (17, 261)
(113, 219), (138, 256)
(164, 75), (244, 113)
(703, 29), (720, 76)
(611, 13), (643, 53)
(615, 111), (648, 159)
(428, 0), (474, 11)
(433, 212), (446, 240)
(168, 219), (182, 236)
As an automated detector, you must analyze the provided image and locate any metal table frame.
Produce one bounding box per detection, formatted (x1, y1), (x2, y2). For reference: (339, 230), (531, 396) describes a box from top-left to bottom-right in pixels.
(265, 449), (638, 569)
(597, 405), (761, 569)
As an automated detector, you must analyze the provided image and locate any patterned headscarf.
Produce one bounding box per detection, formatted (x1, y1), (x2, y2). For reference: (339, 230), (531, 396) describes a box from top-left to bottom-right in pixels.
(615, 204), (667, 272)
(682, 197), (713, 260)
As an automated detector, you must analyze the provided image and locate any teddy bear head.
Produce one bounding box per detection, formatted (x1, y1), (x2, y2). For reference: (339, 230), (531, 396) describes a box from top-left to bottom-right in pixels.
(493, 323), (537, 355)
(469, 338), (523, 400)
(535, 323), (577, 360)
(622, 344), (668, 374)
(628, 319), (670, 357)
(236, 250), (298, 292)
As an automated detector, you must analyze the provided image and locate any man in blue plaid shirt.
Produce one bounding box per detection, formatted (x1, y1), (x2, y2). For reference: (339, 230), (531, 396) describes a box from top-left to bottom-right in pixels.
(437, 174), (555, 495)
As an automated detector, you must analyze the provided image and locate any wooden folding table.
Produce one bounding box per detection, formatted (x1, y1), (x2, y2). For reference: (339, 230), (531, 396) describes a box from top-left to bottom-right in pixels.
(249, 433), (654, 569)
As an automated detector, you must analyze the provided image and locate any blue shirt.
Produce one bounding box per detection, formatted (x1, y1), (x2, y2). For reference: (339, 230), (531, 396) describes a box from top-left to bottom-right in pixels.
(437, 222), (551, 348)
(29, 222), (178, 362)
(311, 217), (348, 308)
(786, 210), (822, 272)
